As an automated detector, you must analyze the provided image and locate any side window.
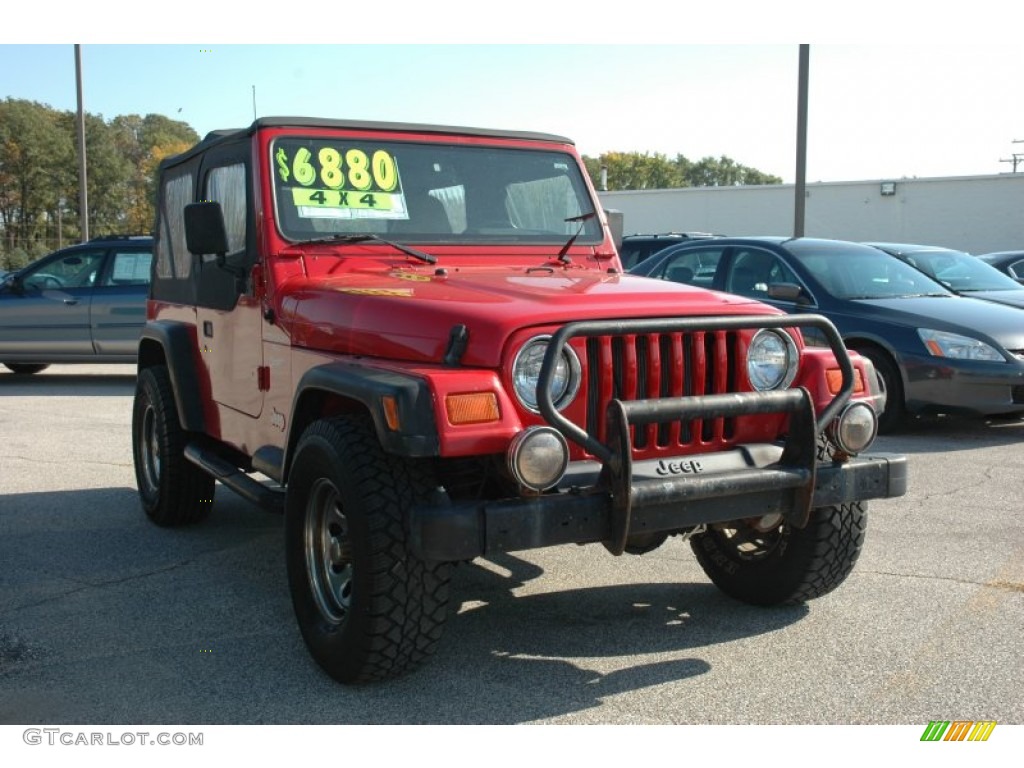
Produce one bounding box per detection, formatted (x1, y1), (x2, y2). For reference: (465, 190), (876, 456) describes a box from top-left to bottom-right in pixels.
(655, 248), (724, 287)
(156, 173), (194, 279)
(766, 256), (801, 286)
(23, 250), (105, 291)
(1009, 259), (1024, 279)
(727, 249), (778, 297)
(205, 164), (247, 254)
(102, 251), (153, 287)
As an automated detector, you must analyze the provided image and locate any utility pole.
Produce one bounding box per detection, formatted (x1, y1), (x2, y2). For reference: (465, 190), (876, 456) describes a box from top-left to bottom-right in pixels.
(75, 45), (89, 242)
(794, 44), (809, 238)
(1000, 139), (1023, 172)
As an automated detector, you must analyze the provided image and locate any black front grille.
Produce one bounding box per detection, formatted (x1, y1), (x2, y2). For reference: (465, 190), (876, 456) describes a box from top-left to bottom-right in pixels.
(584, 331), (740, 454)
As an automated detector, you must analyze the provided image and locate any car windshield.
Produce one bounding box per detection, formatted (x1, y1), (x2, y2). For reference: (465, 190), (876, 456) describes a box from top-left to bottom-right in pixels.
(270, 137), (601, 246)
(785, 242), (952, 299)
(900, 249), (1023, 292)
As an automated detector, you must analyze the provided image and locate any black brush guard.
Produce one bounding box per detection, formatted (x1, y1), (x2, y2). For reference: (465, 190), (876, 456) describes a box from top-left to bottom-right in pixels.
(410, 315), (907, 561)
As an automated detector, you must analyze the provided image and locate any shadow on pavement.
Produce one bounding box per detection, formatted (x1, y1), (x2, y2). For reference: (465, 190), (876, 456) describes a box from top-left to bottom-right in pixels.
(0, 488), (805, 725)
(0, 371), (135, 397)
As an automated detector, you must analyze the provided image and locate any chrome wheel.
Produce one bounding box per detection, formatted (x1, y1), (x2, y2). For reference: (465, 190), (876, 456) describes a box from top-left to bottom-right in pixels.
(304, 478), (353, 625)
(139, 403), (161, 494)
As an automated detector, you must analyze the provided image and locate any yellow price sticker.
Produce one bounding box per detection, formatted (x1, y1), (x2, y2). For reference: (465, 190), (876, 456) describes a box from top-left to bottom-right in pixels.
(292, 188), (396, 211)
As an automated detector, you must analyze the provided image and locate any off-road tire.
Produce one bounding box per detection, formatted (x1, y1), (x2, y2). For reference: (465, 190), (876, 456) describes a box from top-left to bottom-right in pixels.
(691, 502), (867, 606)
(132, 365), (215, 526)
(3, 363), (49, 375)
(285, 414), (451, 684)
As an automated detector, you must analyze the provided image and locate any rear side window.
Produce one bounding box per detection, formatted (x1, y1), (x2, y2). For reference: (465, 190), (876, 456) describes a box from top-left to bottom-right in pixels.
(156, 173), (194, 280)
(103, 251), (153, 286)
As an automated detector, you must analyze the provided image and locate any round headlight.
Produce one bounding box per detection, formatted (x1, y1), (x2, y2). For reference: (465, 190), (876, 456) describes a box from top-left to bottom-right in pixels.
(747, 329), (798, 391)
(512, 336), (581, 413)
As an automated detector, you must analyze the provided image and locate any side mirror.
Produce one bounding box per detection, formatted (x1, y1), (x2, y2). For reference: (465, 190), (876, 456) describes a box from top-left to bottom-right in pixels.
(184, 201), (229, 257)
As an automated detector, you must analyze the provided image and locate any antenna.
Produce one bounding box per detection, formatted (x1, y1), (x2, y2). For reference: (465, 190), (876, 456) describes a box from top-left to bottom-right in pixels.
(1000, 139), (1023, 173)
(252, 85), (257, 121)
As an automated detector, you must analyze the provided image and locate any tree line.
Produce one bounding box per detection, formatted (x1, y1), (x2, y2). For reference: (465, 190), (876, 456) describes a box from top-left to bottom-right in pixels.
(0, 98), (198, 270)
(582, 151), (782, 192)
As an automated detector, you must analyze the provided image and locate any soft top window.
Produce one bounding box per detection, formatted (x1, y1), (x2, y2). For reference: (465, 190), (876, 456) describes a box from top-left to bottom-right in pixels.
(270, 137), (601, 245)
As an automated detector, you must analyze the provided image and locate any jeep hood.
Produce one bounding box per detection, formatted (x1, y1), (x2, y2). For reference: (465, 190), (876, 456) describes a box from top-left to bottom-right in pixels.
(281, 266), (776, 367)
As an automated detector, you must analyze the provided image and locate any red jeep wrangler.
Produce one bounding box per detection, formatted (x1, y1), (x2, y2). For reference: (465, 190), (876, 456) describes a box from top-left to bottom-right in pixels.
(133, 117), (906, 683)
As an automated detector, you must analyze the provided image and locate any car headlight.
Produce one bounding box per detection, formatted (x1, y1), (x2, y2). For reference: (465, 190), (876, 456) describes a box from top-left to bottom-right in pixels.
(512, 336), (581, 412)
(746, 329), (798, 391)
(918, 329), (1005, 361)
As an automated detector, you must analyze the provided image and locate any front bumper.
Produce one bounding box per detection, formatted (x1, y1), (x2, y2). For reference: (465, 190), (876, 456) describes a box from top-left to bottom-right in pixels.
(902, 353), (1024, 416)
(411, 314), (908, 562)
(411, 444), (907, 561)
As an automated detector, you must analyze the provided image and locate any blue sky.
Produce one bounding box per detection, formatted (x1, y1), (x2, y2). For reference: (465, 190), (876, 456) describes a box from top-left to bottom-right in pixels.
(2, 7), (1022, 184)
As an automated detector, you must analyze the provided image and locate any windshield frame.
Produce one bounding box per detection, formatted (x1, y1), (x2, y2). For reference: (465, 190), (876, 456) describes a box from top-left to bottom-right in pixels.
(267, 134), (603, 248)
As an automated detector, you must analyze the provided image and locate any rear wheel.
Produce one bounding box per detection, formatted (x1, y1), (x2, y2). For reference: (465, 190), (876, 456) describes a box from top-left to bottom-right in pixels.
(132, 365), (215, 526)
(285, 414), (450, 683)
(3, 363), (49, 375)
(691, 502), (867, 606)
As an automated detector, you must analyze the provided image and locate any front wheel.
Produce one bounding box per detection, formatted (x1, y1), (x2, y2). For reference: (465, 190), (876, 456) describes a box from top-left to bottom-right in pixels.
(691, 502), (867, 606)
(285, 414), (451, 683)
(853, 346), (905, 433)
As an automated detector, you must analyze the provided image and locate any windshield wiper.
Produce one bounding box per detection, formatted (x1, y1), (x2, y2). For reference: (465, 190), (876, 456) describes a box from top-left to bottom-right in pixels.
(556, 211), (597, 265)
(289, 233), (437, 264)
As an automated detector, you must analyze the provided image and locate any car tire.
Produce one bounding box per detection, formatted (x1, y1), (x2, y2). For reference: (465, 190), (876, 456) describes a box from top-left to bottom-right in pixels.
(852, 345), (905, 433)
(285, 414), (451, 684)
(132, 365), (215, 526)
(4, 363), (50, 375)
(690, 502), (867, 606)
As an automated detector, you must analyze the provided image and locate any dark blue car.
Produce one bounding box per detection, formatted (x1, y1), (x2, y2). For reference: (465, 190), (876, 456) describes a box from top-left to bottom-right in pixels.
(978, 250), (1024, 284)
(629, 236), (1024, 431)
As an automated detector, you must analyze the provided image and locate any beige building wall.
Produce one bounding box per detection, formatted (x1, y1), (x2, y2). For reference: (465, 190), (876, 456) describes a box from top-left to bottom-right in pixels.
(598, 174), (1024, 255)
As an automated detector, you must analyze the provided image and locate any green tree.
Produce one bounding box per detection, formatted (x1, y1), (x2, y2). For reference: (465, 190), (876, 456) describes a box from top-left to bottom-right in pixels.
(111, 113), (197, 233)
(582, 150), (781, 191)
(0, 98), (75, 266)
(0, 101), (198, 268)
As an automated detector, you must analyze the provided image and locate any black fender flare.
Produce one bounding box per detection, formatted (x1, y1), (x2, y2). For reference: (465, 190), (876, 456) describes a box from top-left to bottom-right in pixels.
(283, 362), (440, 482)
(137, 320), (206, 433)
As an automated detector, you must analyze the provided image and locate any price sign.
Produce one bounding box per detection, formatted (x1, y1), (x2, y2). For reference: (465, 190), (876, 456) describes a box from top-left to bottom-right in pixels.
(274, 141), (408, 220)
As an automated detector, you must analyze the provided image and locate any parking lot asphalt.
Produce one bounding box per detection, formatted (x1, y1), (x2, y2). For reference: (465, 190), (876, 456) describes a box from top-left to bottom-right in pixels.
(0, 365), (1021, 726)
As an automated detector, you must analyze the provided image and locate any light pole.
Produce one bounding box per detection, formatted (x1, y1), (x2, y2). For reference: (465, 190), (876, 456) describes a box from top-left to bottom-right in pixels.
(75, 44), (89, 242)
(794, 44), (809, 238)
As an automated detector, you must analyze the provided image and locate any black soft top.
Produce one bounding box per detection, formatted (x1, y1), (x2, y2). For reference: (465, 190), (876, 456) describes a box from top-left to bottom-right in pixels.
(162, 116), (575, 169)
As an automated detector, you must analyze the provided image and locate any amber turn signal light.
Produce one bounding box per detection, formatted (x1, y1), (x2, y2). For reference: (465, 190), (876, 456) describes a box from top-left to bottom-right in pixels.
(825, 368), (865, 395)
(445, 392), (500, 425)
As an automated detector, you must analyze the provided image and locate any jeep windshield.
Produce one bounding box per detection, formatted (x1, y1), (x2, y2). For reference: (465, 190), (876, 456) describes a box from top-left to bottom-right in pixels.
(270, 137), (602, 247)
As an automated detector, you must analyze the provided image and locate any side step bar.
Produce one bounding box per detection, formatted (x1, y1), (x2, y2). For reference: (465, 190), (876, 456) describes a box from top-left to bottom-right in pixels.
(184, 443), (284, 513)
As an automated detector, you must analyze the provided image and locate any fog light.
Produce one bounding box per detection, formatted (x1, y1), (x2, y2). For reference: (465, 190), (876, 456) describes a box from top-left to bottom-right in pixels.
(830, 401), (878, 455)
(507, 426), (569, 491)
